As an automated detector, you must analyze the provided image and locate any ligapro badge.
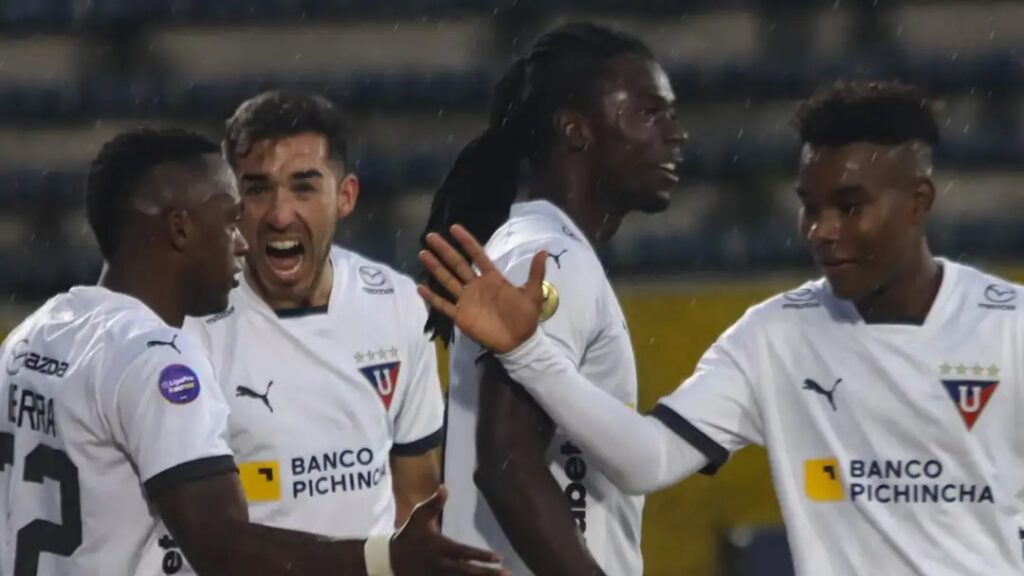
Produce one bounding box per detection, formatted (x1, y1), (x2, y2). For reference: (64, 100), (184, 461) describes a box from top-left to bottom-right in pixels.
(158, 364), (201, 404)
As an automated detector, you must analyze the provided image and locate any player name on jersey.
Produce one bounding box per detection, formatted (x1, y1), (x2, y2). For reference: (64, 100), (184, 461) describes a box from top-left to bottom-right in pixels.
(7, 384), (56, 437)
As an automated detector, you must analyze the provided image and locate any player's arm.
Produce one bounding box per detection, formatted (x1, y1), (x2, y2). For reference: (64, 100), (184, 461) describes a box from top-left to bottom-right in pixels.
(390, 281), (447, 526)
(494, 331), (721, 494)
(474, 354), (606, 576)
(155, 472), (499, 576)
(419, 226), (762, 494)
(391, 449), (441, 527)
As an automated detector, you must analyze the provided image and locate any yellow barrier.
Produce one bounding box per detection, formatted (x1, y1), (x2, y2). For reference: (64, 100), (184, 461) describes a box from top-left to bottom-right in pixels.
(621, 282), (789, 576)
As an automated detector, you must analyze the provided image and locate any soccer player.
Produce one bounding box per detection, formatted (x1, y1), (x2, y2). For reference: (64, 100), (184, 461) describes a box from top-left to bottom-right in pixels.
(420, 23), (685, 575)
(420, 81), (1024, 575)
(183, 90), (445, 540)
(0, 128), (503, 575)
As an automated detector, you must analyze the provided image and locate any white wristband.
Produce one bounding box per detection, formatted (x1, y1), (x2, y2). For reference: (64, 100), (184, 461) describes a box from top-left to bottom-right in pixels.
(364, 534), (394, 576)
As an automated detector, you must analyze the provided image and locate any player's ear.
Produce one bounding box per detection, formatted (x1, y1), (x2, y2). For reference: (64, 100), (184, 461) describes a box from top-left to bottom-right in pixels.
(336, 172), (359, 220)
(166, 208), (193, 252)
(554, 109), (594, 153)
(910, 177), (936, 226)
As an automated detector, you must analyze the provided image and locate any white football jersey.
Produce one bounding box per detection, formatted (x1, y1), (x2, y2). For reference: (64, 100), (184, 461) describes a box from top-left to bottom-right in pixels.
(185, 246), (444, 540)
(444, 200), (644, 576)
(657, 259), (1024, 575)
(0, 286), (234, 576)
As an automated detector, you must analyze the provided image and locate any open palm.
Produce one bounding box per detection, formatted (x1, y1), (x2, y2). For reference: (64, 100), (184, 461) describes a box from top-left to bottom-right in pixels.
(419, 225), (547, 354)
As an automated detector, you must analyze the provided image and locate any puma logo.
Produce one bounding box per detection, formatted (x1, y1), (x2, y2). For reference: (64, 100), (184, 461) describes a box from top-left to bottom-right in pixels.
(803, 378), (842, 411)
(146, 334), (180, 354)
(236, 380), (274, 413)
(547, 249), (569, 269)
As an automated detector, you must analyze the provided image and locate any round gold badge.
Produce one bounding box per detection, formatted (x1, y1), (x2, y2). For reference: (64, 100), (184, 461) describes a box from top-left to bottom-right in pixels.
(539, 280), (559, 322)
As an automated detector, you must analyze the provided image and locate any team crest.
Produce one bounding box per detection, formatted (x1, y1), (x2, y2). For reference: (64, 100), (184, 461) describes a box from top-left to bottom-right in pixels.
(359, 361), (401, 409)
(942, 380), (998, 430)
(939, 362), (1001, 430)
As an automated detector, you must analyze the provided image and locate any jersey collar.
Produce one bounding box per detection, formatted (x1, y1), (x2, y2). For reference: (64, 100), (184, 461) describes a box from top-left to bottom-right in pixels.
(237, 251), (340, 319)
(827, 257), (959, 332)
(509, 200), (593, 250)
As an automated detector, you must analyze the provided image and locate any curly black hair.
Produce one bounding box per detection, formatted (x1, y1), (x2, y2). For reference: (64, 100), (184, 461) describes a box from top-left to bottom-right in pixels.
(793, 80), (940, 147)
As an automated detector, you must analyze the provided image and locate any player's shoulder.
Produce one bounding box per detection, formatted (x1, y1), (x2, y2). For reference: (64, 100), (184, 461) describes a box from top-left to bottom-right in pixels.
(39, 287), (207, 384)
(334, 245), (419, 301)
(714, 277), (842, 345)
(943, 259), (1023, 316)
(751, 277), (833, 321)
(488, 212), (596, 276)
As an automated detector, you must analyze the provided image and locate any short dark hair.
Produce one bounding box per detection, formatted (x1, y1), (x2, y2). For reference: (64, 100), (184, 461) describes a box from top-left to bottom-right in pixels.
(793, 80), (940, 147)
(86, 128), (219, 259)
(420, 22), (654, 344)
(223, 90), (350, 168)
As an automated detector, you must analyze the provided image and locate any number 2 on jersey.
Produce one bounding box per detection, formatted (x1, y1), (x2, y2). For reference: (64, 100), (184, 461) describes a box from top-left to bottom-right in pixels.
(0, 432), (82, 575)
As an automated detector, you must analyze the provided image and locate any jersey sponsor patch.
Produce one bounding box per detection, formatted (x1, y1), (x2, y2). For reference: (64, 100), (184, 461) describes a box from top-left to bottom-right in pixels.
(158, 364), (201, 404)
(359, 362), (401, 409)
(805, 458), (844, 502)
(805, 457), (995, 504)
(239, 460), (282, 502)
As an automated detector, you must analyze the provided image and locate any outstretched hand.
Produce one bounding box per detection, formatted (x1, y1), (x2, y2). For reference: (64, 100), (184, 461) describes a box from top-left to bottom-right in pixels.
(392, 486), (509, 575)
(418, 225), (547, 354)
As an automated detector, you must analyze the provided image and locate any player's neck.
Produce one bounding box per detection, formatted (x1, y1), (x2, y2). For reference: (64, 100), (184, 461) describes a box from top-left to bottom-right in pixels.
(248, 257), (334, 312)
(854, 248), (942, 325)
(98, 258), (188, 327)
(530, 166), (623, 246)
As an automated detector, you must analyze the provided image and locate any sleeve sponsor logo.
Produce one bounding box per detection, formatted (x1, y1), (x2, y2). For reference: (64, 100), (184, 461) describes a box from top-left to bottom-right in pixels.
(158, 364), (201, 404)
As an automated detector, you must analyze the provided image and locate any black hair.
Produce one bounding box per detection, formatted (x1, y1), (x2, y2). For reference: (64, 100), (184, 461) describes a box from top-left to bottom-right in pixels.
(86, 128), (219, 260)
(223, 90), (350, 168)
(793, 80), (940, 147)
(420, 22), (654, 344)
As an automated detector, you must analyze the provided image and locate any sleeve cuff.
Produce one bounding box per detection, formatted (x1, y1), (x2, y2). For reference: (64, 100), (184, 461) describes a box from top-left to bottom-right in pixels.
(144, 454), (238, 500)
(391, 426), (444, 456)
(649, 404), (729, 476)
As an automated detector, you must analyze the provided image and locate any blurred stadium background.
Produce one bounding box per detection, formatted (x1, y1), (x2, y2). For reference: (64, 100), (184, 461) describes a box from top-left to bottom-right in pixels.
(2, 1), (1023, 574)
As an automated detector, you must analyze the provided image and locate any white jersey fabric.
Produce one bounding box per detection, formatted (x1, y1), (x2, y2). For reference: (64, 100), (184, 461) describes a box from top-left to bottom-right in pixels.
(185, 246), (444, 540)
(443, 200), (644, 576)
(0, 286), (234, 576)
(656, 259), (1024, 575)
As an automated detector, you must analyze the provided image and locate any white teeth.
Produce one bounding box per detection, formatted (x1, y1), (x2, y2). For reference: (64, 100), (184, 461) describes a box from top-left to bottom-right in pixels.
(660, 163), (676, 171)
(268, 240), (300, 250)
